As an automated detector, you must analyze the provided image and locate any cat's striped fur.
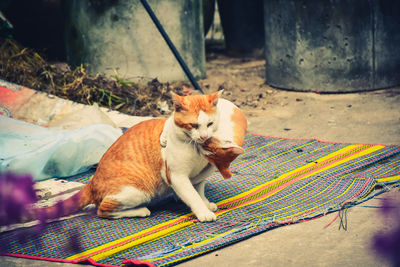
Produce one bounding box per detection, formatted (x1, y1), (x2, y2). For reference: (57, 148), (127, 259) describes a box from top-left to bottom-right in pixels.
(31, 91), (227, 222)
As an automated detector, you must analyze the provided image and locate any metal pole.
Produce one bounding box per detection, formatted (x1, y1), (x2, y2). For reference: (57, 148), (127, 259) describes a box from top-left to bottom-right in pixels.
(140, 0), (204, 94)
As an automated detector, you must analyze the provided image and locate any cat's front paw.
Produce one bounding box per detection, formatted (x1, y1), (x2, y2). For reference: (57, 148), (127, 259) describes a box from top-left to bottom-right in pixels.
(195, 209), (217, 222)
(206, 202), (218, 212)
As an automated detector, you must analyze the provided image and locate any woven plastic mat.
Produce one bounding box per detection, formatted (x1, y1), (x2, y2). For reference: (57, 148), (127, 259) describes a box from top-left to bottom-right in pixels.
(1, 134), (399, 266)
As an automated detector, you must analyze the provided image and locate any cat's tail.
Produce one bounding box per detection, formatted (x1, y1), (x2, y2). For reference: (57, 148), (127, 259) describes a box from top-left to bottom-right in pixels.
(28, 183), (94, 222)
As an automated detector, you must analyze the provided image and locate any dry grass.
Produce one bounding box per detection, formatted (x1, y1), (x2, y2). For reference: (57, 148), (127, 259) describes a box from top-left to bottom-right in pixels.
(0, 39), (181, 116)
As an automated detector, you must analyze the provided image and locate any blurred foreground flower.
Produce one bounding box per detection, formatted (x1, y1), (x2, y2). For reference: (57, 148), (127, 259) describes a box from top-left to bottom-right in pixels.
(0, 172), (82, 252)
(372, 196), (400, 266)
(0, 172), (38, 226)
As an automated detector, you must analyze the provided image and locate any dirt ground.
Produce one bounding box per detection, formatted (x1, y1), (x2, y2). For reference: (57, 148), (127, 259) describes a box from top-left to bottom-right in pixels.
(1, 55), (400, 266)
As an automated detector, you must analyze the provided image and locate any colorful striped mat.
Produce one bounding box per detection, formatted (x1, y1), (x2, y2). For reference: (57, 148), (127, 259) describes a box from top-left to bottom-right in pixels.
(1, 134), (400, 267)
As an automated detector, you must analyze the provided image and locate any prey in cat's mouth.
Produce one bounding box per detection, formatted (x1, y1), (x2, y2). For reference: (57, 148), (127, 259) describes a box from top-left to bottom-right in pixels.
(201, 137), (244, 179)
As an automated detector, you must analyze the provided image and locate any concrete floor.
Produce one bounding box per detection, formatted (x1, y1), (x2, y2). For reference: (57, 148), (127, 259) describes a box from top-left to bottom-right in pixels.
(1, 87), (400, 266)
(178, 88), (400, 267)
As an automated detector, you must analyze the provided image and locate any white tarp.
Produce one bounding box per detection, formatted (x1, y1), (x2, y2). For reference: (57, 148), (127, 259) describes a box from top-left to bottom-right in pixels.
(0, 115), (122, 180)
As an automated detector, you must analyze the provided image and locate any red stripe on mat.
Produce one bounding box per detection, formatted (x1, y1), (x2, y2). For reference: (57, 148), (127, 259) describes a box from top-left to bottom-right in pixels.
(1, 253), (155, 267)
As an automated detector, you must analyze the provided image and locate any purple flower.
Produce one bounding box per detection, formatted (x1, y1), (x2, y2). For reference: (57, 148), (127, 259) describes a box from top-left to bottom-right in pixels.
(0, 172), (37, 226)
(0, 172), (82, 253)
(67, 228), (83, 253)
(372, 197), (400, 266)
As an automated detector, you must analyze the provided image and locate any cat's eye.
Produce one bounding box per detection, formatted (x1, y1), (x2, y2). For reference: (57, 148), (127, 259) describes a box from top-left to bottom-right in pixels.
(190, 123), (199, 129)
(207, 122), (214, 127)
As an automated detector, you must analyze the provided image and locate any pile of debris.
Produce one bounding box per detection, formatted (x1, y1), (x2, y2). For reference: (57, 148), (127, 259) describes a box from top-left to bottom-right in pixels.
(0, 39), (181, 116)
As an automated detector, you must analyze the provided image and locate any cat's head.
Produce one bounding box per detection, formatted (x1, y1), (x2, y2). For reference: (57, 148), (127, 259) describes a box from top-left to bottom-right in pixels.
(202, 137), (244, 179)
(171, 91), (222, 144)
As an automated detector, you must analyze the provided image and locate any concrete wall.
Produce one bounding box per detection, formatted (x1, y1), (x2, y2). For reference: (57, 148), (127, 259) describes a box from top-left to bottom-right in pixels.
(66, 0), (205, 83)
(264, 0), (400, 92)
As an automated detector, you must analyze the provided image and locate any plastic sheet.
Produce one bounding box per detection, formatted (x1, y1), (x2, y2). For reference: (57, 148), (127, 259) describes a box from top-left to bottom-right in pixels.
(0, 115), (122, 180)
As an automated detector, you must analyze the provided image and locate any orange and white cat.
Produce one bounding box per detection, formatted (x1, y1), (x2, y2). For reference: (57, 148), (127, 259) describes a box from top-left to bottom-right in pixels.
(31, 92), (224, 223)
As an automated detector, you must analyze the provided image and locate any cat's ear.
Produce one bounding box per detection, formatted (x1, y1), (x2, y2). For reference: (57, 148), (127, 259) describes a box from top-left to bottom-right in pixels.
(231, 146), (244, 155)
(170, 92), (186, 112)
(208, 90), (223, 106)
(221, 141), (244, 155)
